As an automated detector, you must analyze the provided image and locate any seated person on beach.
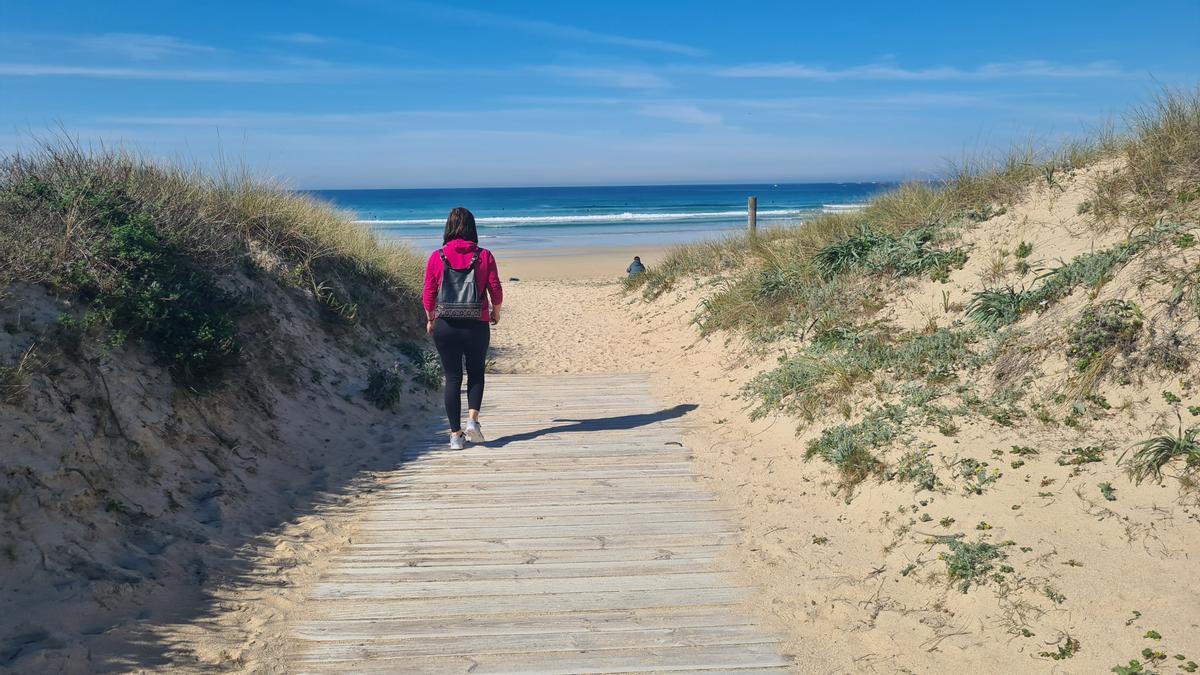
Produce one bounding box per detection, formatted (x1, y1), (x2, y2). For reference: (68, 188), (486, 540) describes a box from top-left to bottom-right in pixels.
(626, 256), (646, 278)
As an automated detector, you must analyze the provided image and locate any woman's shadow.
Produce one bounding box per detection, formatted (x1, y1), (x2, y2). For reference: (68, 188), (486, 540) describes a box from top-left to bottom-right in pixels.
(487, 404), (698, 447)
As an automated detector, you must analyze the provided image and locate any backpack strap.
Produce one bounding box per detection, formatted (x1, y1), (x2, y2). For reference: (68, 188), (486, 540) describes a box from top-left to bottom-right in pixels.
(438, 249), (479, 271)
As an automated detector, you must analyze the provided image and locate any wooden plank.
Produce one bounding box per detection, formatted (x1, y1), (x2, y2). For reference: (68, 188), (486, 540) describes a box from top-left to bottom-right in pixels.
(346, 533), (740, 553)
(294, 643), (791, 673)
(352, 520), (732, 542)
(359, 508), (735, 526)
(293, 608), (757, 641)
(293, 624), (777, 658)
(285, 373), (788, 672)
(329, 545), (723, 567)
(310, 572), (736, 600)
(300, 587), (753, 621)
(319, 558), (728, 582)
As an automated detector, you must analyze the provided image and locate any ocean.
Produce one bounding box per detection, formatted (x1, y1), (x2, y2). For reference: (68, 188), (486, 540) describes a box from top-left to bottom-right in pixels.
(308, 183), (893, 252)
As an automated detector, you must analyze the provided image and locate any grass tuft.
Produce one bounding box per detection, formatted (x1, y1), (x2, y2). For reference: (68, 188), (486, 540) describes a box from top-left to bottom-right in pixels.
(364, 364), (405, 410)
(1123, 413), (1200, 484)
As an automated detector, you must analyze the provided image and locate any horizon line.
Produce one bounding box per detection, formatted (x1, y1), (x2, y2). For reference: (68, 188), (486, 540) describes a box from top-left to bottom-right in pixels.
(299, 178), (910, 192)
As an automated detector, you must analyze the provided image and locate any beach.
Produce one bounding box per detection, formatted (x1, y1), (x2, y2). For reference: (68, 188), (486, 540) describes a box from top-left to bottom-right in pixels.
(496, 246), (668, 281)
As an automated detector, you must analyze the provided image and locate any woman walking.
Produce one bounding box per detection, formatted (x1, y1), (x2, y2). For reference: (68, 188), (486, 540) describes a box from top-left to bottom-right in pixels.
(422, 207), (503, 449)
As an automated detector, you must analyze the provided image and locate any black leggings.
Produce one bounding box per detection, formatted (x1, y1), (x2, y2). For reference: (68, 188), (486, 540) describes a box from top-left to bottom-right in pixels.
(431, 317), (490, 432)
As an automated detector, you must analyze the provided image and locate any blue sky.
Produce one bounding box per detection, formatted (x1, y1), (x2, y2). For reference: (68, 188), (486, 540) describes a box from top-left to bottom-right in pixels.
(1, 0), (1197, 188)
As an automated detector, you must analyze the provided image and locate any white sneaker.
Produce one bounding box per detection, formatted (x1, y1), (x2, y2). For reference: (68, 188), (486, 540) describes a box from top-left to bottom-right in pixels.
(464, 420), (485, 444)
(449, 434), (466, 450)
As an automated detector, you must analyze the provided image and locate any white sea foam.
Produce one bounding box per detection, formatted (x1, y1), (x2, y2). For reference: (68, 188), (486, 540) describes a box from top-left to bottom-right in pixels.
(357, 209), (809, 227)
(822, 203), (868, 212)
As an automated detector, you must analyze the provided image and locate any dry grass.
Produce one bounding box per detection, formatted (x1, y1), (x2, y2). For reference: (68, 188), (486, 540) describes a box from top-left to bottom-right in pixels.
(1092, 87), (1200, 226)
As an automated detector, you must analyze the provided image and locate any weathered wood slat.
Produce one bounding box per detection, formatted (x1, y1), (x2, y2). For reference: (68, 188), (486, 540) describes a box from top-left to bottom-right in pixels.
(293, 624), (777, 658)
(286, 374), (789, 671)
(319, 558), (730, 582)
(293, 608), (757, 641)
(310, 571), (736, 600)
(299, 587), (753, 621)
(294, 643), (791, 673)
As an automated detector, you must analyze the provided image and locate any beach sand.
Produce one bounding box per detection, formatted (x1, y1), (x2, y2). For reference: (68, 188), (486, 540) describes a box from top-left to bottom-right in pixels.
(496, 245), (668, 281)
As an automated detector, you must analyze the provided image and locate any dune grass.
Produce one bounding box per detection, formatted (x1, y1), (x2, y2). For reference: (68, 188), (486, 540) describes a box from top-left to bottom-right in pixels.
(0, 142), (422, 382)
(626, 87), (1199, 485)
(1092, 87), (1200, 226)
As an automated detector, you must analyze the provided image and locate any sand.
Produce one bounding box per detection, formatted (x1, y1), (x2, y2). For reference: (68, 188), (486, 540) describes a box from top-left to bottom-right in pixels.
(497, 245), (668, 282)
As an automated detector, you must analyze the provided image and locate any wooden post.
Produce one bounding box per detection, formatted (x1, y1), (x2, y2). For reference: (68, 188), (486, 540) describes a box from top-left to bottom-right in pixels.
(747, 196), (757, 236)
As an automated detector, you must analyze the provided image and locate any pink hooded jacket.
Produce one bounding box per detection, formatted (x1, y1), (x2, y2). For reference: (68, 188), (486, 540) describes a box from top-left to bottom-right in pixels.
(422, 238), (503, 322)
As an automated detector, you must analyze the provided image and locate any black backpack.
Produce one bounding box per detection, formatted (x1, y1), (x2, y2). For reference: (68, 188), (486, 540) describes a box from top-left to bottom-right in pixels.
(435, 250), (483, 319)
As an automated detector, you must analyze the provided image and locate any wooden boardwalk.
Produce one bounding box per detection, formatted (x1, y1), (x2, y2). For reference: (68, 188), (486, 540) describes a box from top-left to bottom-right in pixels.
(288, 373), (792, 673)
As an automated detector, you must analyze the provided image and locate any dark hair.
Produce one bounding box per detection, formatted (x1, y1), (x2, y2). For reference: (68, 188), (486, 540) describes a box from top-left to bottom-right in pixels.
(443, 207), (478, 243)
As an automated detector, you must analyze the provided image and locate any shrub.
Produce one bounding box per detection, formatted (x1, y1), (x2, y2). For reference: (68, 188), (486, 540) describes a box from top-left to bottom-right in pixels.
(966, 287), (1027, 327)
(813, 224), (967, 281)
(364, 364), (404, 409)
(1066, 300), (1143, 371)
(804, 404), (903, 486)
(396, 342), (443, 389)
(939, 536), (1007, 592)
(94, 204), (239, 381)
(891, 450), (940, 491)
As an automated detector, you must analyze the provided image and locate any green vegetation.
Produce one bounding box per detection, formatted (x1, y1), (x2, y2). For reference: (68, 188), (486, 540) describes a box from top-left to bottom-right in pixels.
(939, 536), (1007, 592)
(1057, 445), (1107, 466)
(364, 364), (404, 409)
(1099, 482), (1118, 501)
(625, 88), (1200, 503)
(743, 324), (975, 421)
(1066, 300), (1143, 371)
(803, 404), (901, 486)
(812, 223), (967, 281)
(967, 224), (1188, 329)
(958, 458), (1002, 495)
(0, 142), (422, 384)
(1124, 415), (1200, 484)
(396, 341), (443, 389)
(1040, 635), (1081, 660)
(890, 450), (939, 491)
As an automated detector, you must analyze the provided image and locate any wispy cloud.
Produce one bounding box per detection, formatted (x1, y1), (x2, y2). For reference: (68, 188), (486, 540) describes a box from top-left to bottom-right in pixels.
(0, 32), (221, 61)
(0, 63), (428, 83)
(530, 66), (669, 90)
(400, 2), (705, 57)
(716, 60), (1129, 81)
(638, 104), (722, 126)
(72, 33), (220, 60)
